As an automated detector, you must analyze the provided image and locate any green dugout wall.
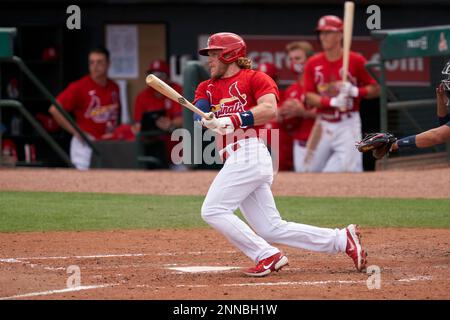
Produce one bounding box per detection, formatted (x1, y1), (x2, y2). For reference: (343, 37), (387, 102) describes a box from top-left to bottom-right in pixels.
(369, 25), (450, 167)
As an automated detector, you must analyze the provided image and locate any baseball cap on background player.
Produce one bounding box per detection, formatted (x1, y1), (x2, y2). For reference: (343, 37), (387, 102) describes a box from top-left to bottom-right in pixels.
(147, 59), (170, 80)
(42, 47), (58, 61)
(199, 32), (246, 64)
(315, 15), (343, 32)
(441, 59), (450, 100)
(256, 62), (278, 80)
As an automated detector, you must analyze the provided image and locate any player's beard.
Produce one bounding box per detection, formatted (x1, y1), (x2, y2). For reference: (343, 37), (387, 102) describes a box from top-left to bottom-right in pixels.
(211, 62), (228, 79)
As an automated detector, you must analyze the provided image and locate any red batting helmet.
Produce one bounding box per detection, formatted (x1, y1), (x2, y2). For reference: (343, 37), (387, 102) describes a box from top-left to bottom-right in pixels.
(147, 59), (170, 75)
(256, 62), (278, 79)
(199, 32), (246, 64)
(316, 15), (343, 32)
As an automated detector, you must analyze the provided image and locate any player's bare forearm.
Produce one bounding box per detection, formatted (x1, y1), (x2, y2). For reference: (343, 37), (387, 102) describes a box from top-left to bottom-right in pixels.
(416, 125), (450, 148)
(306, 84), (379, 108)
(364, 83), (380, 99)
(305, 92), (324, 108)
(250, 93), (277, 125)
(48, 105), (78, 137)
(392, 125), (450, 151)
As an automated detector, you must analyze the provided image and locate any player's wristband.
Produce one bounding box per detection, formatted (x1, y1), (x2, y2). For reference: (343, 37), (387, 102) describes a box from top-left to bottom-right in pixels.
(320, 96), (331, 108)
(357, 87), (369, 98)
(438, 113), (450, 126)
(193, 99), (210, 121)
(396, 135), (417, 151)
(238, 111), (254, 127)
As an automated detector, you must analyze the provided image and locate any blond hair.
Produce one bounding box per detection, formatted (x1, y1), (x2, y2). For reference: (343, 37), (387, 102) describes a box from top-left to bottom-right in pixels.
(286, 41), (314, 58)
(237, 57), (252, 69)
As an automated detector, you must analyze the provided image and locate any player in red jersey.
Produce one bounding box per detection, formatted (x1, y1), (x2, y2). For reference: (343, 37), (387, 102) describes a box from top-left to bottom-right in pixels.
(279, 41), (317, 172)
(194, 32), (367, 277)
(49, 47), (120, 170)
(303, 15), (380, 172)
(133, 60), (183, 168)
(256, 61), (292, 171)
(133, 59), (183, 132)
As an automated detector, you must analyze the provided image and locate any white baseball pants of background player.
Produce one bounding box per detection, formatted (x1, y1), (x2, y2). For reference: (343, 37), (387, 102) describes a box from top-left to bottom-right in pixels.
(201, 137), (348, 263)
(305, 112), (363, 173)
(70, 136), (92, 170)
(293, 140), (307, 172)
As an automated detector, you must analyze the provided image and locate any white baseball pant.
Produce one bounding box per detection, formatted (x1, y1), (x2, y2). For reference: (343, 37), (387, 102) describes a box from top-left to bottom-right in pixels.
(201, 137), (348, 263)
(293, 140), (307, 172)
(305, 112), (363, 173)
(70, 136), (93, 170)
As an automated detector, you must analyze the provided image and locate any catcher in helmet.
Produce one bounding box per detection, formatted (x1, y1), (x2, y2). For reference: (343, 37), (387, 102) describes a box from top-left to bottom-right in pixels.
(357, 59), (450, 159)
(195, 32), (367, 277)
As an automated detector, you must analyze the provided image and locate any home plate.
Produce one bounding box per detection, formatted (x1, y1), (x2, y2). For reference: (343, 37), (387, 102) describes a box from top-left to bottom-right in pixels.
(167, 266), (241, 273)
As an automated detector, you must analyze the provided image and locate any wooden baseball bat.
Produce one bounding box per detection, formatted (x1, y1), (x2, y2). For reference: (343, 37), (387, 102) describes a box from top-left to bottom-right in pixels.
(342, 1), (354, 83)
(146, 74), (212, 119)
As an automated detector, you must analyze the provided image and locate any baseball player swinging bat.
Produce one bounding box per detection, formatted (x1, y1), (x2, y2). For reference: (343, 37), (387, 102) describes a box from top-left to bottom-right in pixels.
(146, 74), (212, 119)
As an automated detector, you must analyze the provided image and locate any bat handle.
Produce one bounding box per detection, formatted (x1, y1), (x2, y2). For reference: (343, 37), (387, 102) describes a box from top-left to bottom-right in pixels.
(201, 111), (214, 120)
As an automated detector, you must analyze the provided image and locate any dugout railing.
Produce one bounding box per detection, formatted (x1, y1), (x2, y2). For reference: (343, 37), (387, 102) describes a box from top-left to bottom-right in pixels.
(369, 25), (450, 169)
(0, 28), (101, 167)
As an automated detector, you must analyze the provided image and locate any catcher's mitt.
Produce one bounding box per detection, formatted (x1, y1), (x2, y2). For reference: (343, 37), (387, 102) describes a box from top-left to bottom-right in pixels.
(356, 133), (397, 160)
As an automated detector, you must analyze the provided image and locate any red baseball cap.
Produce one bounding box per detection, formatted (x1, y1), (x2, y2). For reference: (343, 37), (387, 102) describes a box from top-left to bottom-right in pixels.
(316, 15), (343, 32)
(147, 59), (170, 75)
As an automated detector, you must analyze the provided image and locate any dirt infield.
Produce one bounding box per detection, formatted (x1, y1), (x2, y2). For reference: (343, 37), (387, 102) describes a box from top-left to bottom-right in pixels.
(0, 168), (449, 300)
(0, 228), (449, 300)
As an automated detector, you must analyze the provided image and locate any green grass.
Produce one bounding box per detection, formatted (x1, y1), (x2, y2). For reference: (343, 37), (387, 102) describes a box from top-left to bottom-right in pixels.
(0, 191), (449, 232)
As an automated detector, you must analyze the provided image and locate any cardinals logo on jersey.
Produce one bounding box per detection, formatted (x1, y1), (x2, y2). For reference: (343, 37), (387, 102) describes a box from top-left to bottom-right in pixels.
(84, 90), (119, 123)
(314, 65), (357, 97)
(209, 81), (248, 117)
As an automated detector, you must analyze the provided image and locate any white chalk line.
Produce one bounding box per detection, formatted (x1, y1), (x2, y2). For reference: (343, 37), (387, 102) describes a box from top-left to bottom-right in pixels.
(397, 276), (433, 282)
(176, 276), (433, 289)
(0, 251), (437, 298)
(0, 284), (118, 300)
(0, 274), (435, 299)
(0, 253), (150, 262)
(0, 250), (238, 262)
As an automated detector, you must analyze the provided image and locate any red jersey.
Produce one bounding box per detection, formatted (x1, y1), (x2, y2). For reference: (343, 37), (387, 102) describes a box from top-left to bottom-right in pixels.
(134, 82), (183, 122)
(194, 69), (279, 148)
(283, 81), (315, 142)
(56, 75), (120, 139)
(303, 51), (375, 114)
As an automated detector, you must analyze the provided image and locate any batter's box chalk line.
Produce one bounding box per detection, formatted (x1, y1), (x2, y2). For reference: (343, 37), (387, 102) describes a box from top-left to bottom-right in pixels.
(168, 266), (242, 273)
(174, 276), (433, 289)
(0, 283), (119, 300)
(0, 250), (238, 262)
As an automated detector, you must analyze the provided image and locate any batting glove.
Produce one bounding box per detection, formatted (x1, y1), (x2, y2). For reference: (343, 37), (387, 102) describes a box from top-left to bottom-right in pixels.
(339, 81), (359, 98)
(330, 93), (353, 110)
(201, 112), (242, 135)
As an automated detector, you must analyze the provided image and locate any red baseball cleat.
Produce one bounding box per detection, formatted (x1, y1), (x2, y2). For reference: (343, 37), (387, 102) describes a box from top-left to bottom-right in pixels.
(244, 252), (289, 277)
(346, 224), (368, 272)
